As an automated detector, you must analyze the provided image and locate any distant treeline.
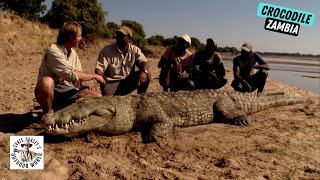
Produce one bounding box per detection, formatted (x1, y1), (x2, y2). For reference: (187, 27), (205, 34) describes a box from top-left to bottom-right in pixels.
(0, 0), (316, 57)
(0, 0), (241, 53)
(256, 52), (320, 58)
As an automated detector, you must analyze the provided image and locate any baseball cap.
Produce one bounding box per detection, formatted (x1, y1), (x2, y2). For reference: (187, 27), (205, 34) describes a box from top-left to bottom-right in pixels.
(117, 26), (132, 37)
(241, 42), (253, 52)
(179, 34), (192, 45)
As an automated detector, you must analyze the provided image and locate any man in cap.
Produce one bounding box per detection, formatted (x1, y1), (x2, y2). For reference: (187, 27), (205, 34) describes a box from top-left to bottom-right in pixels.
(231, 42), (269, 95)
(158, 34), (194, 91)
(191, 38), (227, 89)
(95, 26), (150, 95)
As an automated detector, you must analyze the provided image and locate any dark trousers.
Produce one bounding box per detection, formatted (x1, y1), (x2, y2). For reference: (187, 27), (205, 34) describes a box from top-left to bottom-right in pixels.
(191, 70), (227, 90)
(168, 68), (195, 92)
(169, 77), (195, 92)
(100, 71), (150, 96)
(231, 70), (268, 93)
(159, 67), (195, 92)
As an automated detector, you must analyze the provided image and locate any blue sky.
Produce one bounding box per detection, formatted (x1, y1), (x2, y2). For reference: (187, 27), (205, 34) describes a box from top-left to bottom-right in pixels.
(45, 0), (319, 55)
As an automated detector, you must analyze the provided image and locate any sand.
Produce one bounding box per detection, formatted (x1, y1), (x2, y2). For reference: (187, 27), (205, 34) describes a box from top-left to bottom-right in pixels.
(0, 14), (320, 179)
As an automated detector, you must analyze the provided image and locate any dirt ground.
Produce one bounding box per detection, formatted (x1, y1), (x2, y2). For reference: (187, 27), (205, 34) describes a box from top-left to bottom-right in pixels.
(0, 14), (320, 180)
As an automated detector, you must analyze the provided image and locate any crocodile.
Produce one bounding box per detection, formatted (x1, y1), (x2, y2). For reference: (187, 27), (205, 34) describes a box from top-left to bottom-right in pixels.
(40, 90), (304, 141)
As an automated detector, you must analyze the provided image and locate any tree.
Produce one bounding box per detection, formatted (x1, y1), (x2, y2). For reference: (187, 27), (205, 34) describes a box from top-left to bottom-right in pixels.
(163, 36), (177, 46)
(121, 20), (146, 38)
(43, 0), (107, 36)
(147, 35), (165, 46)
(191, 37), (204, 50)
(218, 46), (239, 54)
(121, 20), (147, 48)
(0, 0), (47, 20)
(104, 22), (119, 38)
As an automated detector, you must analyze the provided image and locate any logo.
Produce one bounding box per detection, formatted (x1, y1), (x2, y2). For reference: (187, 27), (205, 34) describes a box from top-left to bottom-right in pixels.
(10, 136), (44, 170)
(257, 2), (315, 36)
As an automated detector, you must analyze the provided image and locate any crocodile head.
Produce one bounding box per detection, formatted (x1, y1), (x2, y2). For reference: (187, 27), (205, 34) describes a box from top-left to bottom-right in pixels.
(40, 96), (119, 137)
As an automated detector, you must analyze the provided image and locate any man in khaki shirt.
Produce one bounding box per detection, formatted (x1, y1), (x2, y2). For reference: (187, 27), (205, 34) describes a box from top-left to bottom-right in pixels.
(35, 21), (106, 116)
(95, 26), (150, 96)
(158, 34), (194, 92)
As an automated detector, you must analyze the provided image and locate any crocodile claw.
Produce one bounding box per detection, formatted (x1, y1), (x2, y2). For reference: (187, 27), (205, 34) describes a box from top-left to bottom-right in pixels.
(143, 135), (157, 143)
(232, 116), (251, 126)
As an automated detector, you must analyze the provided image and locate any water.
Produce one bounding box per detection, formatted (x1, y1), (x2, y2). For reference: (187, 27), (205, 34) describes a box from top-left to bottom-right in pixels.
(222, 57), (320, 93)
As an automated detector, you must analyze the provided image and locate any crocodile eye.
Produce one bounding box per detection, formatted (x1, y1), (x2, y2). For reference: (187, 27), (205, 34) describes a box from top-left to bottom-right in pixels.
(107, 106), (116, 113)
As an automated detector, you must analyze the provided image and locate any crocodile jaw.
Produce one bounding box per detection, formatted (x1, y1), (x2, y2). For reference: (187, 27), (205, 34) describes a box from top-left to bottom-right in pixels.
(43, 114), (114, 137)
(40, 97), (117, 137)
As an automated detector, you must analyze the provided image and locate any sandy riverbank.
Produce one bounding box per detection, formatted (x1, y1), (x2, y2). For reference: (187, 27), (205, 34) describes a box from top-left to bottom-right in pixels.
(0, 14), (319, 179)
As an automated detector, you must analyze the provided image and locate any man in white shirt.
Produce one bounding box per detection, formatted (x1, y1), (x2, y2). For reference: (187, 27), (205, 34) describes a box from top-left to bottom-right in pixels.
(95, 26), (150, 96)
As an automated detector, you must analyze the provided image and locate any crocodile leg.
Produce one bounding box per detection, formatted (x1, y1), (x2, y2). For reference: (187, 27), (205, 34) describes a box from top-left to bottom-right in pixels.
(213, 95), (251, 126)
(136, 98), (174, 143)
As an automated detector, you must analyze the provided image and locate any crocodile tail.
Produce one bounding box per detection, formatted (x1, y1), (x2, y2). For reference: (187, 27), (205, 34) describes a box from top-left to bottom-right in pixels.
(230, 93), (305, 115)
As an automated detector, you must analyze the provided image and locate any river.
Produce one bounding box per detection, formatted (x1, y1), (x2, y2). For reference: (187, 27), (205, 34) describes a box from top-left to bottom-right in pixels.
(222, 57), (320, 93)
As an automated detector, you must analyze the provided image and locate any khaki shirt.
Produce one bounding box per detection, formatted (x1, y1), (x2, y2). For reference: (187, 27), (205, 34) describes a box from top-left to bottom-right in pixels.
(96, 43), (147, 79)
(193, 50), (222, 70)
(161, 45), (194, 73)
(159, 45), (194, 87)
(37, 44), (82, 88)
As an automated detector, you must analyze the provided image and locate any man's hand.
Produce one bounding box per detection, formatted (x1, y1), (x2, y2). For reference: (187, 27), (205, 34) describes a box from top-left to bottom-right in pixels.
(243, 80), (252, 92)
(95, 74), (106, 85)
(138, 71), (148, 85)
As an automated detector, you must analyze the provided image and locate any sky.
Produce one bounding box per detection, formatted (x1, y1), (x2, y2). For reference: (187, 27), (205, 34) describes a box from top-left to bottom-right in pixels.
(45, 0), (320, 55)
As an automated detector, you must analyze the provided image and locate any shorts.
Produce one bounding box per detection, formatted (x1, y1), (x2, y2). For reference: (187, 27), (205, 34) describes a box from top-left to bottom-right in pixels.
(53, 84), (89, 108)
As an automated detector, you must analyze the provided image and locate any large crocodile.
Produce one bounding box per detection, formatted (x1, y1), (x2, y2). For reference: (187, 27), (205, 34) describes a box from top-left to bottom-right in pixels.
(40, 90), (304, 141)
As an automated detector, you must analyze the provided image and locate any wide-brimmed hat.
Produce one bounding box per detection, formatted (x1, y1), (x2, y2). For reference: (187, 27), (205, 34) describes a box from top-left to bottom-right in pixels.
(241, 42), (253, 52)
(178, 34), (192, 45)
(21, 141), (32, 148)
(117, 26), (132, 37)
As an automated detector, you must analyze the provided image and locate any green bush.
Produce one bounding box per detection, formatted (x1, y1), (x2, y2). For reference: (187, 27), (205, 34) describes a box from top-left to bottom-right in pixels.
(191, 37), (204, 50)
(147, 35), (165, 46)
(163, 37), (177, 46)
(42, 0), (107, 37)
(0, 0), (47, 21)
(121, 20), (147, 48)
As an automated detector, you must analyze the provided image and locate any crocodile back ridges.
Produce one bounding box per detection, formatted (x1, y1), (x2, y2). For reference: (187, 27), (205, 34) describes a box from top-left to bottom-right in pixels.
(138, 90), (222, 127)
(229, 94), (305, 115)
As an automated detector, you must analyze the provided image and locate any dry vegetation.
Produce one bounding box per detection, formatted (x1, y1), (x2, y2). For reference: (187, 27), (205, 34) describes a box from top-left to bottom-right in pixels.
(0, 14), (319, 179)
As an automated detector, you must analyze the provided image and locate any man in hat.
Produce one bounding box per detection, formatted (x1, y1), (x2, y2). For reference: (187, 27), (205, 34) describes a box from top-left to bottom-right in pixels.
(191, 38), (227, 90)
(15, 141), (40, 162)
(231, 42), (269, 95)
(158, 34), (194, 92)
(95, 26), (151, 95)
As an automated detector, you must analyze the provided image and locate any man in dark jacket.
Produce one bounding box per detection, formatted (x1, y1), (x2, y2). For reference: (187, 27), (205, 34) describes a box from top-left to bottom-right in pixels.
(191, 38), (227, 89)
